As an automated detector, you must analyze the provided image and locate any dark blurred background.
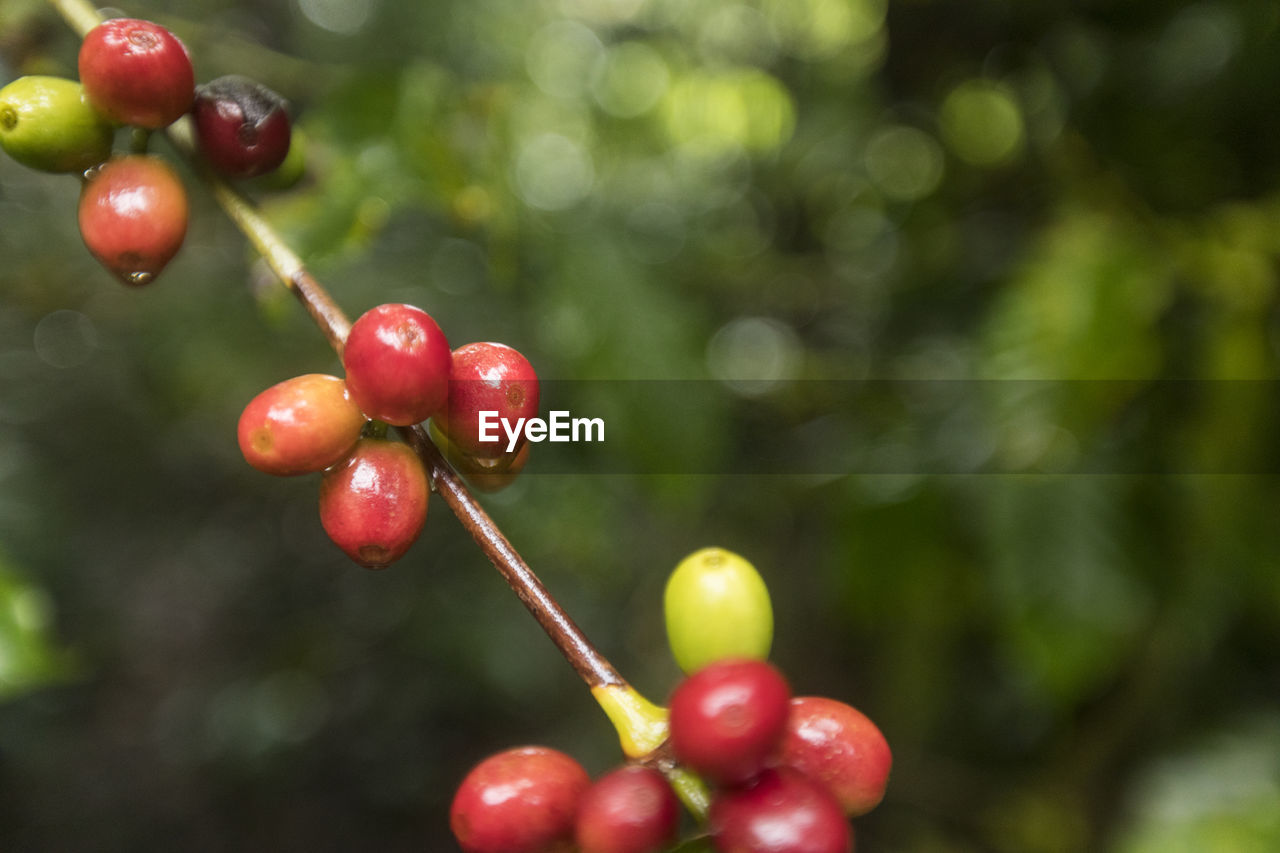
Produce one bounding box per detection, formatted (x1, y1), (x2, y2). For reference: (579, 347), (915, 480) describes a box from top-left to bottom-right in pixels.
(3, 0), (1280, 849)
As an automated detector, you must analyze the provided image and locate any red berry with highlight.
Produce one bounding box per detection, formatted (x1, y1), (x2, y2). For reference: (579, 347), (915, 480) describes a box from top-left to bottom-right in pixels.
(710, 767), (852, 853)
(574, 765), (679, 853)
(450, 745), (590, 853)
(668, 658), (791, 786)
(237, 374), (366, 476)
(318, 437), (428, 569)
(78, 155), (188, 285)
(342, 303), (451, 426)
(438, 341), (540, 458)
(775, 696), (892, 817)
(193, 75), (292, 179)
(78, 18), (194, 129)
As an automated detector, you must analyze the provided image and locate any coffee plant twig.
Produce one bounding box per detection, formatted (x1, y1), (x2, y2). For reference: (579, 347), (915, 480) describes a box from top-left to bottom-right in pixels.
(45, 0), (710, 818)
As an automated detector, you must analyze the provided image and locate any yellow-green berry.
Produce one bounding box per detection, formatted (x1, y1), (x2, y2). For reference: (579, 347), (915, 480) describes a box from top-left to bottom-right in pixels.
(0, 76), (114, 173)
(664, 547), (773, 674)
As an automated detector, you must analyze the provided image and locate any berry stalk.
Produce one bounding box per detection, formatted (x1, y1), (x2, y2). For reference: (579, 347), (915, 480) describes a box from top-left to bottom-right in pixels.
(45, 0), (679, 793)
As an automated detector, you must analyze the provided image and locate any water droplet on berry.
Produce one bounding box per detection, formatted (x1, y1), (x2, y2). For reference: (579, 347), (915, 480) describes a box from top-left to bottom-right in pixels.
(124, 271), (155, 286)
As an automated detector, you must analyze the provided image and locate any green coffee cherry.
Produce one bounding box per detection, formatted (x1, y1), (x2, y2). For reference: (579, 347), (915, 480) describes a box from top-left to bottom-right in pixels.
(664, 547), (773, 674)
(0, 76), (114, 173)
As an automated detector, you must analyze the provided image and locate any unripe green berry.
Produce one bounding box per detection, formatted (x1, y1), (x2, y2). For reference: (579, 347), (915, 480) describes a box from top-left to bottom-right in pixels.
(664, 547), (773, 674)
(0, 76), (114, 173)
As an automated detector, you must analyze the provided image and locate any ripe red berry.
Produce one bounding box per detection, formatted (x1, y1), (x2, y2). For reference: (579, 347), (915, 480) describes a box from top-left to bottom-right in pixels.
(341, 303), (451, 426)
(78, 155), (188, 285)
(450, 745), (591, 853)
(775, 696), (892, 817)
(428, 418), (531, 493)
(709, 767), (852, 853)
(192, 75), (291, 179)
(574, 765), (679, 853)
(437, 341), (540, 458)
(78, 18), (194, 129)
(237, 374), (366, 476)
(318, 437), (428, 569)
(668, 658), (791, 786)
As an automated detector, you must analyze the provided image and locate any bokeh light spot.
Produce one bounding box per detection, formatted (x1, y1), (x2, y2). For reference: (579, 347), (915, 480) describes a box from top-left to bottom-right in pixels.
(663, 69), (795, 156)
(296, 0), (374, 35)
(940, 79), (1025, 167)
(707, 316), (803, 397)
(527, 20), (604, 100)
(864, 125), (945, 201)
(514, 133), (595, 210)
(591, 41), (670, 118)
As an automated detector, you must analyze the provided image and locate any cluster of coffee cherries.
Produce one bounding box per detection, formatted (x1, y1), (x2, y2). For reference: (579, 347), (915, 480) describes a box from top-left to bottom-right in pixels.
(0, 16), (294, 285)
(238, 301), (539, 567)
(450, 548), (892, 853)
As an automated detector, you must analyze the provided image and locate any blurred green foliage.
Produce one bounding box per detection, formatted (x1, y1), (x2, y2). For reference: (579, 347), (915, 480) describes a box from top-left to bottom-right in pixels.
(2, 0), (1280, 850)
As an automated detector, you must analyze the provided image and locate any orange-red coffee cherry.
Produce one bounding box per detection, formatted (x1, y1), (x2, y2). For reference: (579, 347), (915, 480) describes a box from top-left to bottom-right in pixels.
(192, 75), (291, 179)
(78, 18), (194, 129)
(342, 303), (451, 426)
(237, 374), (366, 476)
(450, 745), (590, 853)
(775, 696), (892, 817)
(318, 437), (428, 569)
(709, 767), (852, 853)
(668, 658), (792, 786)
(574, 765), (679, 853)
(438, 341), (540, 458)
(78, 155), (188, 285)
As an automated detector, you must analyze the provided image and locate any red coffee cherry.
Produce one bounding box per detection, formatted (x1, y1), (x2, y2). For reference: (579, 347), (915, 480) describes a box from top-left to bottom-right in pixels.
(775, 696), (892, 817)
(668, 658), (791, 786)
(341, 303), (451, 426)
(237, 374), (366, 476)
(709, 767), (852, 853)
(78, 18), (194, 129)
(318, 437), (428, 569)
(438, 341), (540, 458)
(427, 419), (531, 493)
(192, 75), (292, 179)
(574, 765), (679, 853)
(450, 745), (591, 853)
(78, 155), (188, 285)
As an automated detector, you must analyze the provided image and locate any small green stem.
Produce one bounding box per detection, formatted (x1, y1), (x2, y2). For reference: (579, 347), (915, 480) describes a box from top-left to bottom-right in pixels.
(47, 0), (99, 36)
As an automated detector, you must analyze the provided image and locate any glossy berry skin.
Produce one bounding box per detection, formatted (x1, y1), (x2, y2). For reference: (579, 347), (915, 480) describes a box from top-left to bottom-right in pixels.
(192, 75), (291, 179)
(237, 374), (366, 476)
(775, 697), (892, 817)
(668, 658), (791, 786)
(0, 76), (114, 173)
(318, 437), (428, 569)
(450, 745), (591, 853)
(428, 418), (530, 493)
(438, 342), (540, 458)
(78, 18), (194, 129)
(709, 767), (853, 853)
(78, 155), (188, 285)
(575, 765), (679, 853)
(665, 547), (773, 674)
(342, 303), (451, 426)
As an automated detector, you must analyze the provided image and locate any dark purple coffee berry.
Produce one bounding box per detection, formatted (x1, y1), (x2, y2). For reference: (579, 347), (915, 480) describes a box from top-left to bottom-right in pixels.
(192, 75), (291, 179)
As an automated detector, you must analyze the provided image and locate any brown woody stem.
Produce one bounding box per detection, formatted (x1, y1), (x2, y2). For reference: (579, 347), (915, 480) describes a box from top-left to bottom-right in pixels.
(45, 0), (699, 818)
(45, 0), (627, 692)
